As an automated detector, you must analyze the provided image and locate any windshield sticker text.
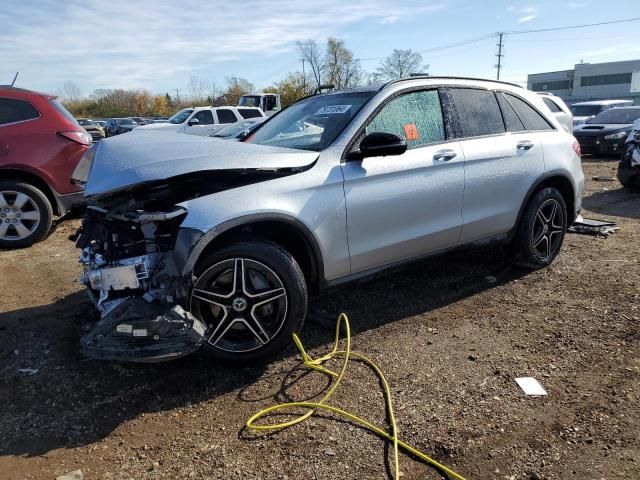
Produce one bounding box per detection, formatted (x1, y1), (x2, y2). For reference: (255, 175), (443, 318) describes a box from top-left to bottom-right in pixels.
(315, 105), (352, 115)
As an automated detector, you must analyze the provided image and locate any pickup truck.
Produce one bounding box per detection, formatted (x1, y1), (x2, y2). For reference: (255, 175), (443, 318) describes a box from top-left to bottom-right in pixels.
(135, 106), (266, 136)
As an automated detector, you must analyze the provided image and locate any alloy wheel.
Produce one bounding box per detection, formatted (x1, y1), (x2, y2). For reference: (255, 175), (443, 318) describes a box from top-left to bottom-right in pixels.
(0, 191), (41, 242)
(190, 258), (288, 353)
(530, 198), (564, 260)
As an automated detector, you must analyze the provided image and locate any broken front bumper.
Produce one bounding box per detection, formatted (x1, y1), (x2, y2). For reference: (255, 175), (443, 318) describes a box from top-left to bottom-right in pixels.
(79, 248), (206, 363)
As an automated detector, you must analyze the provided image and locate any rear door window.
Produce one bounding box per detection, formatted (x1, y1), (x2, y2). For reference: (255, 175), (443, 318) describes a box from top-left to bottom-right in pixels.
(217, 109), (238, 124)
(192, 110), (214, 125)
(504, 93), (554, 131)
(496, 93), (526, 132)
(448, 88), (506, 138)
(366, 89), (445, 150)
(0, 98), (40, 125)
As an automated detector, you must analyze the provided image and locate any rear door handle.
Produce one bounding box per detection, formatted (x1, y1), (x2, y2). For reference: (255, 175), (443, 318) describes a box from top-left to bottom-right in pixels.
(517, 140), (534, 151)
(433, 149), (457, 161)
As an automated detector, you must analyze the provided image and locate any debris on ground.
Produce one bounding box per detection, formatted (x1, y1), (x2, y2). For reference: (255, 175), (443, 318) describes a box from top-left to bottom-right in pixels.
(569, 215), (619, 237)
(592, 176), (616, 182)
(17, 368), (39, 375)
(56, 470), (83, 480)
(515, 377), (548, 396)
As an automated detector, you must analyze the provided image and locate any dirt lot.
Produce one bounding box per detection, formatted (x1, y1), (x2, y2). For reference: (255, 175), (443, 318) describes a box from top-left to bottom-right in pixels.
(0, 158), (638, 480)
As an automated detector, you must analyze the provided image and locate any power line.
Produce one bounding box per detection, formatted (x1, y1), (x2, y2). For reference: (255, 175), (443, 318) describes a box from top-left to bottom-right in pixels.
(504, 17), (640, 35)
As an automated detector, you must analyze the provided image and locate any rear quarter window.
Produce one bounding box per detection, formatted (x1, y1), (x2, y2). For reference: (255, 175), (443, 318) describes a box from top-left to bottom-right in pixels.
(542, 97), (561, 113)
(448, 88), (506, 138)
(505, 93), (554, 131)
(0, 97), (40, 125)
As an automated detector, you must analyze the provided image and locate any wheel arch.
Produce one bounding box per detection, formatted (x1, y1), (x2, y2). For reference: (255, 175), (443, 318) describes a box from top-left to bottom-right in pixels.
(184, 213), (324, 293)
(0, 168), (61, 215)
(513, 171), (577, 236)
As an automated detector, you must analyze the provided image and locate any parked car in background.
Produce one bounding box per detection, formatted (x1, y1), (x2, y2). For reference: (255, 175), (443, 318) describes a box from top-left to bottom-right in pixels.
(135, 106), (266, 136)
(210, 117), (266, 140)
(93, 120), (106, 129)
(537, 92), (572, 133)
(131, 117), (148, 126)
(77, 118), (105, 141)
(0, 86), (90, 248)
(573, 106), (640, 156)
(72, 76), (584, 363)
(618, 118), (640, 189)
(104, 117), (138, 137)
(239, 93), (281, 116)
(571, 100), (633, 126)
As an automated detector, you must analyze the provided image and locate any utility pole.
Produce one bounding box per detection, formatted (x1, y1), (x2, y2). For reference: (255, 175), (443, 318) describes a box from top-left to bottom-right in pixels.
(301, 59), (306, 92)
(495, 32), (504, 80)
(174, 89), (181, 105)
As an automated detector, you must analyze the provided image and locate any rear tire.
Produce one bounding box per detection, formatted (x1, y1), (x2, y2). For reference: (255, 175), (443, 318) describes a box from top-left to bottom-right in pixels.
(0, 181), (53, 249)
(190, 240), (307, 364)
(513, 187), (567, 269)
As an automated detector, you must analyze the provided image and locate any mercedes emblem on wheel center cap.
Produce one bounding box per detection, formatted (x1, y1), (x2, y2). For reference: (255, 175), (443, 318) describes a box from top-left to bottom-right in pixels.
(232, 297), (248, 312)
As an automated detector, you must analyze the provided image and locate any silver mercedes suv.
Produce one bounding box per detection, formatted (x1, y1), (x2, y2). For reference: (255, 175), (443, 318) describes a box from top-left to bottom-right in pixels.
(71, 76), (584, 363)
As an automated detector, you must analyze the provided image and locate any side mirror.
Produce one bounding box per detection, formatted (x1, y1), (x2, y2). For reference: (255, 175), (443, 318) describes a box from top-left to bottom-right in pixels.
(188, 117), (200, 126)
(634, 118), (640, 131)
(359, 132), (407, 158)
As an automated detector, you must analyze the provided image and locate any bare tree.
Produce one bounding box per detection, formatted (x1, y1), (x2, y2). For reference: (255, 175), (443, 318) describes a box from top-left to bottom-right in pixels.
(61, 80), (82, 103)
(297, 39), (324, 89)
(375, 49), (428, 81)
(323, 37), (364, 89)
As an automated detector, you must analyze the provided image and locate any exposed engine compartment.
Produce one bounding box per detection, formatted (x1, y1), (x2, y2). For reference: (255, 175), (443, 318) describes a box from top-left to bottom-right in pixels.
(75, 204), (206, 362)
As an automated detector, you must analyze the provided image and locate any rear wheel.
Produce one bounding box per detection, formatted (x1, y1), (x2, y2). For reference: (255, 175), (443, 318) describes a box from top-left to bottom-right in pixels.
(0, 181), (53, 249)
(190, 240), (307, 363)
(513, 187), (567, 269)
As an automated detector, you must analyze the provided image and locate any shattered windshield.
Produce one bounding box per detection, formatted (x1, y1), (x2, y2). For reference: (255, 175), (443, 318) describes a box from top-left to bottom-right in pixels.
(168, 109), (194, 124)
(245, 91), (374, 151)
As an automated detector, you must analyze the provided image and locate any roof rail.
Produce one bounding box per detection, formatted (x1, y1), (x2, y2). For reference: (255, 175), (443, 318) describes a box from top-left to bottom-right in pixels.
(382, 75), (525, 90)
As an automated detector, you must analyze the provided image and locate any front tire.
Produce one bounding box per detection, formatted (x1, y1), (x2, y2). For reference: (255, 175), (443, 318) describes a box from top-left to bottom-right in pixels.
(190, 240), (308, 363)
(513, 187), (567, 269)
(0, 181), (53, 249)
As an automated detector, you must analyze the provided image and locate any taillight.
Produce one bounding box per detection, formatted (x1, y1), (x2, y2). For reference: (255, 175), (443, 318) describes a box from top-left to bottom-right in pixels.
(58, 130), (92, 146)
(572, 139), (581, 157)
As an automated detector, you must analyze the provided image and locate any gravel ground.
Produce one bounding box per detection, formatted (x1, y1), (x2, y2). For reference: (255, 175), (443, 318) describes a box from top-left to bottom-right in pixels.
(0, 157), (638, 480)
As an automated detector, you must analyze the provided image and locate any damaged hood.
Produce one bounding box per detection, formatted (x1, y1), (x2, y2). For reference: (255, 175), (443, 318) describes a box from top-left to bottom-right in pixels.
(84, 132), (318, 197)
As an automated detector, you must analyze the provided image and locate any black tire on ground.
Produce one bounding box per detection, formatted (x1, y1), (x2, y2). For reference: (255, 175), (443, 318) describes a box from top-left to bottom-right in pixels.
(190, 240), (308, 364)
(0, 181), (53, 249)
(513, 187), (567, 269)
(618, 146), (638, 189)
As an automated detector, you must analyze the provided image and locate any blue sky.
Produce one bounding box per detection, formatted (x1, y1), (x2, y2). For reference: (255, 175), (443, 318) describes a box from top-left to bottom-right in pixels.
(1, 0), (639, 96)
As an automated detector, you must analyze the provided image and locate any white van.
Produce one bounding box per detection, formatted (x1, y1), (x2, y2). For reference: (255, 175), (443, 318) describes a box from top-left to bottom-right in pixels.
(136, 106), (266, 136)
(571, 100), (633, 126)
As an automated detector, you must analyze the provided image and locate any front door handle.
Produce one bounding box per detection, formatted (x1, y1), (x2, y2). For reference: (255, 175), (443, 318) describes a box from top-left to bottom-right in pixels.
(433, 149), (457, 161)
(517, 140), (534, 151)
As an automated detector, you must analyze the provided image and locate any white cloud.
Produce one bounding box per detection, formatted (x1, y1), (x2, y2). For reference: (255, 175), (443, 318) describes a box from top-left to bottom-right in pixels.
(568, 2), (585, 7)
(517, 14), (538, 23)
(522, 6), (537, 13)
(0, 0), (445, 93)
(380, 15), (400, 24)
(507, 5), (515, 11)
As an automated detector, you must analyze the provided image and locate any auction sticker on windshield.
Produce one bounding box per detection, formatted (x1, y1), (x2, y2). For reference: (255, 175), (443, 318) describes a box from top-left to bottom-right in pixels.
(315, 105), (352, 115)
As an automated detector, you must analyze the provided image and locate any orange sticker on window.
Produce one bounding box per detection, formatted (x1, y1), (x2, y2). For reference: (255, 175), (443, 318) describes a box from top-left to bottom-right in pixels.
(403, 123), (420, 141)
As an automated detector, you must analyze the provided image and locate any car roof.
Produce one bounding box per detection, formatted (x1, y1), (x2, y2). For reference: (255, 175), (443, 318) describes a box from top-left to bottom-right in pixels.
(0, 85), (56, 99)
(572, 99), (633, 106)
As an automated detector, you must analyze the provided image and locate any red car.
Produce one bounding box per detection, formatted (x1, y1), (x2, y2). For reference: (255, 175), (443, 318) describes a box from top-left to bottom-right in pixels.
(0, 86), (91, 248)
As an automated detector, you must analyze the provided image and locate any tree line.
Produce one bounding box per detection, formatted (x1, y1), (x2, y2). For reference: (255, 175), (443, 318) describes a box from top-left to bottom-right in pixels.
(61, 37), (427, 118)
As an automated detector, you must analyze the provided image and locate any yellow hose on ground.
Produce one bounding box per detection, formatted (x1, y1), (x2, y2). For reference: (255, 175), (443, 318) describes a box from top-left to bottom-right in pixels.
(246, 313), (467, 480)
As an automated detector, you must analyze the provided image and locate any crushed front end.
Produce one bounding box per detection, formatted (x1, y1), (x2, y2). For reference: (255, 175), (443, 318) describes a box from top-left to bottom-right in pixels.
(75, 204), (206, 362)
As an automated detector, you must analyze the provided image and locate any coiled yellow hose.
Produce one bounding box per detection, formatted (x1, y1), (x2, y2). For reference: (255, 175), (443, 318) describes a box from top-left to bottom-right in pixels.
(246, 313), (467, 480)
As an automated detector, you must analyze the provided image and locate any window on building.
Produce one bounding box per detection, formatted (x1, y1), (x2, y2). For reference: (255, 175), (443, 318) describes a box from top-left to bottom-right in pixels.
(580, 73), (632, 87)
(531, 80), (572, 91)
